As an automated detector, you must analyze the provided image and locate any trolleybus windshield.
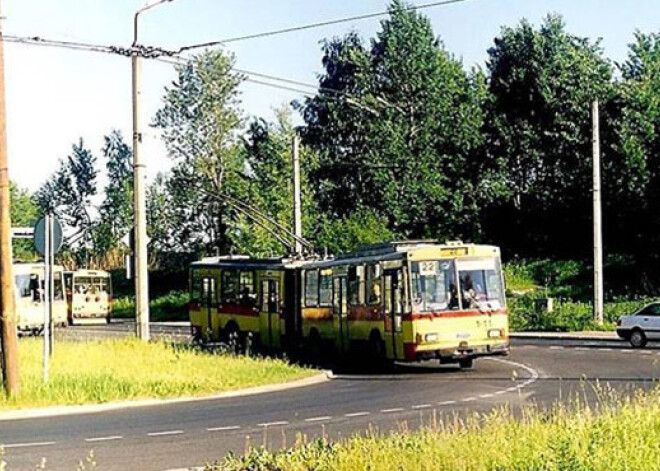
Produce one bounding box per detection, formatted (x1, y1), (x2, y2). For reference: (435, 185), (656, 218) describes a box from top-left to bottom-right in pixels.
(410, 260), (458, 313)
(456, 258), (504, 309)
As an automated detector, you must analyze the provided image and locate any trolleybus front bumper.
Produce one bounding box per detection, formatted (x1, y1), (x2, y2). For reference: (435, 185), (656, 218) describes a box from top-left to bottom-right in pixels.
(409, 341), (510, 362)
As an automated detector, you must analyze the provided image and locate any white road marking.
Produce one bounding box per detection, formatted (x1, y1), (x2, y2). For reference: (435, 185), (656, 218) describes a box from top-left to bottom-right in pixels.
(575, 347), (589, 351)
(257, 421), (289, 427)
(479, 393), (494, 398)
(2, 441), (56, 448)
(380, 408), (404, 413)
(550, 346), (564, 350)
(437, 400), (456, 405)
(493, 390), (506, 395)
(206, 426), (241, 432)
(345, 411), (370, 417)
(462, 397), (477, 402)
(304, 416), (332, 422)
(599, 348), (612, 351)
(84, 436), (123, 443)
(411, 404), (431, 409)
(621, 350), (633, 353)
(147, 430), (184, 437)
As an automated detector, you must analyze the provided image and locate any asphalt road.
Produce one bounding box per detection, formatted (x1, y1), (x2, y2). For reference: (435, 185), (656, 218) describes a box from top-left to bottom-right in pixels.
(1, 337), (659, 471)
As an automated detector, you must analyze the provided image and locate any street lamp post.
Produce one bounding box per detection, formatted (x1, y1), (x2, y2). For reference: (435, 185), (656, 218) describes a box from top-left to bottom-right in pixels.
(132, 0), (173, 341)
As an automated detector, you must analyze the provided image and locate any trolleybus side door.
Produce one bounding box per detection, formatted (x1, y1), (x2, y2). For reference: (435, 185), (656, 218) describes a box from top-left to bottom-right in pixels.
(201, 275), (217, 341)
(384, 269), (403, 360)
(333, 276), (349, 355)
(261, 279), (281, 349)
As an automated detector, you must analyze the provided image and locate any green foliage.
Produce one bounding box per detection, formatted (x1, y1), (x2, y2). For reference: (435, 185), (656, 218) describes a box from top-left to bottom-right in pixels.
(94, 130), (134, 255)
(313, 209), (394, 255)
(36, 139), (99, 256)
(299, 1), (487, 241)
(10, 182), (38, 261)
(485, 15), (613, 257)
(214, 388), (660, 471)
(153, 49), (246, 256)
(233, 108), (318, 256)
(112, 291), (189, 322)
(508, 295), (649, 332)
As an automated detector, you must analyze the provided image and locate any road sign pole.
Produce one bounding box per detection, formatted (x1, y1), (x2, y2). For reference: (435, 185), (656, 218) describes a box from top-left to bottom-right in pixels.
(48, 214), (54, 356)
(43, 213), (50, 382)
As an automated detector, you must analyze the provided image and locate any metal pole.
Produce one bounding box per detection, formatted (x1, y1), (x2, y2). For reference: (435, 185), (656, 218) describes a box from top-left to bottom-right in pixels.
(592, 100), (604, 325)
(132, 18), (149, 341)
(0, 0), (20, 395)
(43, 214), (50, 382)
(292, 135), (302, 256)
(48, 215), (54, 356)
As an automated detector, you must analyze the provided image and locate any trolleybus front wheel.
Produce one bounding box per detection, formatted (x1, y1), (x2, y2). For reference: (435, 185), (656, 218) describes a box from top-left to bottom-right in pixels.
(458, 357), (474, 369)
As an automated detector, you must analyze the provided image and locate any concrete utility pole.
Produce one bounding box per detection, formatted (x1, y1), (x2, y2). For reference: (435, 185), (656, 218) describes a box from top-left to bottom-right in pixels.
(132, 0), (173, 341)
(0, 0), (20, 396)
(592, 100), (604, 325)
(292, 135), (302, 256)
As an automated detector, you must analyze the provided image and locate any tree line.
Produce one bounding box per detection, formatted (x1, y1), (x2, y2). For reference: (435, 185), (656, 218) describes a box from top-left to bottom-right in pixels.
(17, 1), (660, 282)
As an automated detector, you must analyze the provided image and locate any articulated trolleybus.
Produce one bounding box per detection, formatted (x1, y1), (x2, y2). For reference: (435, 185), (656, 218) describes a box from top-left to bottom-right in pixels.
(189, 241), (509, 367)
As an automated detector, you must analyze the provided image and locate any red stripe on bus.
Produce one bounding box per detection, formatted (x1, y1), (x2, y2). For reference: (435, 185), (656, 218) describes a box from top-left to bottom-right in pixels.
(218, 304), (260, 317)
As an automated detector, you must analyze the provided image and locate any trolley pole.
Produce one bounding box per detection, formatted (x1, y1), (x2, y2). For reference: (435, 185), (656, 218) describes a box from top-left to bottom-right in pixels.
(592, 100), (604, 325)
(292, 135), (303, 256)
(0, 0), (20, 396)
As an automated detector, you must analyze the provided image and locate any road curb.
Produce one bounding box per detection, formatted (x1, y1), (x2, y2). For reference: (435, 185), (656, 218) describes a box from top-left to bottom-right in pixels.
(510, 332), (621, 342)
(0, 371), (332, 422)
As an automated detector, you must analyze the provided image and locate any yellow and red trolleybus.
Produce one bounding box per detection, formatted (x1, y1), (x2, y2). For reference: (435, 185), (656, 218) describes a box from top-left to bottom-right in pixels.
(189, 241), (509, 368)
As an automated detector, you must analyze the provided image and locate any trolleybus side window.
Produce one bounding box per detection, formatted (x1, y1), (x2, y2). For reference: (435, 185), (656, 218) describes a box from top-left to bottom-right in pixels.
(305, 270), (319, 307)
(348, 265), (366, 305)
(54, 275), (64, 301)
(190, 269), (202, 302)
(410, 260), (458, 313)
(239, 270), (256, 306)
(319, 269), (332, 306)
(221, 270), (239, 303)
(15, 274), (32, 298)
(367, 264), (382, 305)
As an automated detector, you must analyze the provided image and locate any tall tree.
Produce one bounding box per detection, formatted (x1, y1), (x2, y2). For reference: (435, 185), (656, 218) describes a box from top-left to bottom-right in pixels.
(153, 50), (246, 256)
(484, 15), (613, 257)
(613, 31), (660, 272)
(36, 139), (98, 251)
(95, 130), (134, 254)
(299, 1), (487, 242)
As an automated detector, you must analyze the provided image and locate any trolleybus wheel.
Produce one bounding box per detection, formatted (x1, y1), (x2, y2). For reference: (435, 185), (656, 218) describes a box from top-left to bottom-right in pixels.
(459, 358), (474, 369)
(368, 330), (385, 363)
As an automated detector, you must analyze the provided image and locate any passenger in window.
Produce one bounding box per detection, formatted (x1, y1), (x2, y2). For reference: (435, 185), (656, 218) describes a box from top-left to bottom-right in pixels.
(240, 286), (255, 307)
(369, 281), (381, 304)
(461, 275), (478, 308)
(448, 283), (459, 309)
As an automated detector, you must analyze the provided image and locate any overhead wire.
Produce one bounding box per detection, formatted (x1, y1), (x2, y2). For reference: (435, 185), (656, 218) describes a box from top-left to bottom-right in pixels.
(171, 0), (470, 53)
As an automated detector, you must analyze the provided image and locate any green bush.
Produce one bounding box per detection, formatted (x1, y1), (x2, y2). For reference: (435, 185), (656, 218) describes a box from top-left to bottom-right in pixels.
(509, 295), (651, 332)
(112, 291), (189, 322)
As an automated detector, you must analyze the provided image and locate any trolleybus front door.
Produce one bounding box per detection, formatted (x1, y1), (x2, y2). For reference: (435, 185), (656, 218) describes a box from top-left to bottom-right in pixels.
(261, 279), (281, 350)
(333, 276), (349, 355)
(384, 270), (403, 360)
(201, 276), (217, 341)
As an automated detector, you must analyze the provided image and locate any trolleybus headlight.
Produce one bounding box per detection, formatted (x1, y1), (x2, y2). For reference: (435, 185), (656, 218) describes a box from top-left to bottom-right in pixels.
(424, 333), (439, 343)
(488, 329), (502, 338)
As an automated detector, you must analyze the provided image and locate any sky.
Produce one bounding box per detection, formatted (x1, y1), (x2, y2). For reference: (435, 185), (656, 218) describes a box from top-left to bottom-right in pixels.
(3, 0), (660, 192)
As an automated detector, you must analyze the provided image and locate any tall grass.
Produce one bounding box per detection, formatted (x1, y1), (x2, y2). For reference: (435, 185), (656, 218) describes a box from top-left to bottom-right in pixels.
(213, 387), (660, 471)
(0, 338), (314, 410)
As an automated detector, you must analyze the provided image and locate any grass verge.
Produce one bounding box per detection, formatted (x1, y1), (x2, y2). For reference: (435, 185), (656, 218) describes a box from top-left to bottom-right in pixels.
(212, 387), (660, 471)
(0, 338), (315, 411)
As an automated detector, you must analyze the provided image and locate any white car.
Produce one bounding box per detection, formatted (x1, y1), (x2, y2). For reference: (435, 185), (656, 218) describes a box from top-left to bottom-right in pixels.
(616, 302), (660, 348)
